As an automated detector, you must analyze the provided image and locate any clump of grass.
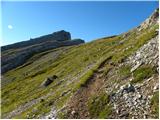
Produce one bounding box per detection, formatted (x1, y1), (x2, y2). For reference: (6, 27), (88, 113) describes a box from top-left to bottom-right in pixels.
(87, 93), (112, 118)
(119, 65), (131, 78)
(56, 93), (71, 109)
(131, 65), (155, 84)
(57, 111), (66, 119)
(77, 69), (94, 88)
(151, 91), (159, 118)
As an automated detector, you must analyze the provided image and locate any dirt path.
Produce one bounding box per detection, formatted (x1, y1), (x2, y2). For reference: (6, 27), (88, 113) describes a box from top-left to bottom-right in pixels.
(66, 58), (112, 118)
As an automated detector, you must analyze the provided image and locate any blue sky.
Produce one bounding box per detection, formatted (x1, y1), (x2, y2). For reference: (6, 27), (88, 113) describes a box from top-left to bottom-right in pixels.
(1, 1), (158, 45)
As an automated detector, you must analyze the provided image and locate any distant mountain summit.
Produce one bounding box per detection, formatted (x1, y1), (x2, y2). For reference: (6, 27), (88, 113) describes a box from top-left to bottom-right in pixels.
(1, 30), (85, 73)
(2, 30), (72, 51)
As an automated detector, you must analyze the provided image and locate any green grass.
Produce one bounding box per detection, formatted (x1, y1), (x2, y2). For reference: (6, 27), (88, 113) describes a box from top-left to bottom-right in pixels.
(119, 65), (131, 78)
(131, 65), (155, 84)
(76, 55), (113, 89)
(112, 24), (158, 64)
(57, 112), (66, 119)
(103, 65), (112, 76)
(77, 69), (94, 88)
(2, 36), (118, 117)
(151, 91), (159, 118)
(87, 92), (112, 118)
(1, 23), (158, 118)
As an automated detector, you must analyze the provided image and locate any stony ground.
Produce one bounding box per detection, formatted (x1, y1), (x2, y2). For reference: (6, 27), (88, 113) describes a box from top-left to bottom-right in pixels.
(58, 31), (159, 119)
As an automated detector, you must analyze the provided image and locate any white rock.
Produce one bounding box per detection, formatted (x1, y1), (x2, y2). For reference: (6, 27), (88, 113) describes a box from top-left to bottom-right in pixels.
(153, 84), (159, 91)
(71, 110), (76, 115)
(136, 94), (142, 99)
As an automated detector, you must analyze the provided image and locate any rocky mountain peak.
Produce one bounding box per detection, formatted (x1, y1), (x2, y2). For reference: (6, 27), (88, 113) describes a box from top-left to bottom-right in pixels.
(138, 8), (159, 31)
(150, 8), (159, 23)
(1, 30), (72, 51)
(51, 30), (71, 41)
(1, 30), (84, 73)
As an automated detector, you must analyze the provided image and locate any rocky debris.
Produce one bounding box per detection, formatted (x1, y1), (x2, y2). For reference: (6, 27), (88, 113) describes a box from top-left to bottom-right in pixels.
(130, 61), (142, 72)
(119, 112), (129, 118)
(110, 83), (149, 118)
(1, 30), (85, 74)
(138, 8), (159, 31)
(121, 83), (135, 93)
(153, 83), (159, 92)
(109, 73), (158, 119)
(127, 35), (159, 72)
(41, 75), (58, 87)
(40, 107), (57, 119)
(109, 28), (159, 118)
(71, 110), (76, 115)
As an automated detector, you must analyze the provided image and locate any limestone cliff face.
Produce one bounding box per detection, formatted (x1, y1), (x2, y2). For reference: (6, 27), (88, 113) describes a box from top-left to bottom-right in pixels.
(1, 30), (71, 51)
(1, 30), (84, 73)
(138, 8), (159, 31)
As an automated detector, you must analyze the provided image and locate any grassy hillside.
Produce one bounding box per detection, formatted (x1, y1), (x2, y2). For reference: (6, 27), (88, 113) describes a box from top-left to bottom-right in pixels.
(1, 8), (159, 119)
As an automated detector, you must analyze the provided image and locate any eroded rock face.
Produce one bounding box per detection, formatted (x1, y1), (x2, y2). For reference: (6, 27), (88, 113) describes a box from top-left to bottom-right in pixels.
(138, 8), (159, 31)
(1, 30), (71, 51)
(52, 30), (71, 41)
(1, 30), (85, 74)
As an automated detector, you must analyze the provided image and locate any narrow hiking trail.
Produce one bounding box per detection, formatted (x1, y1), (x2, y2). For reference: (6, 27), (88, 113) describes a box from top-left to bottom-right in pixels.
(66, 58), (113, 119)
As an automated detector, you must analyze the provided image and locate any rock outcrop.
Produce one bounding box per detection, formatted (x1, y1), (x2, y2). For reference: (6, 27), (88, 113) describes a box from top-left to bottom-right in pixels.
(1, 30), (71, 51)
(138, 8), (159, 31)
(1, 30), (85, 73)
(41, 75), (58, 87)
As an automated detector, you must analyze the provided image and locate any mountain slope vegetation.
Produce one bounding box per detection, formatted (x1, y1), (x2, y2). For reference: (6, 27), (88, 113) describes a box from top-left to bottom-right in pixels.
(1, 8), (159, 119)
